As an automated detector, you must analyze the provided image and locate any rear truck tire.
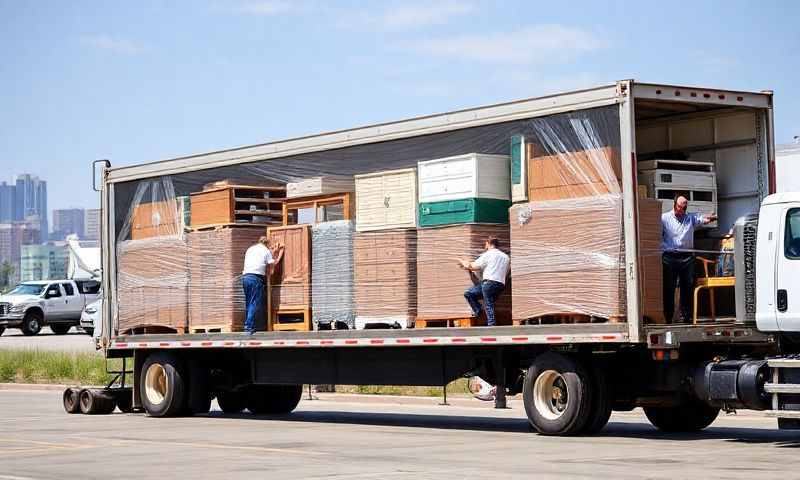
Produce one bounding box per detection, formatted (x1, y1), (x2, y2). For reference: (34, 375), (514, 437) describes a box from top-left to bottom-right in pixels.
(643, 399), (720, 433)
(139, 352), (187, 417)
(79, 389), (117, 415)
(21, 311), (43, 336)
(50, 324), (71, 335)
(216, 390), (245, 414)
(523, 352), (593, 436)
(83, 327), (93, 336)
(582, 364), (613, 434)
(63, 387), (81, 414)
(246, 384), (303, 415)
(185, 365), (211, 415)
(111, 388), (133, 413)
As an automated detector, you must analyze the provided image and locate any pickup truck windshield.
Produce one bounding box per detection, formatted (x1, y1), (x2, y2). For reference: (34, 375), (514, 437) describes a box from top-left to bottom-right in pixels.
(8, 284), (46, 296)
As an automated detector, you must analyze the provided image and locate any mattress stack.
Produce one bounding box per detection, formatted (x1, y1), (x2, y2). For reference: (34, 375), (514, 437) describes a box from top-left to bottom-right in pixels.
(187, 226), (265, 332)
(116, 236), (189, 334)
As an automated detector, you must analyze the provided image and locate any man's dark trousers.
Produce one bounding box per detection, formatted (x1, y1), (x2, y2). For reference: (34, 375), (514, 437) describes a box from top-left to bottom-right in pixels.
(662, 251), (695, 323)
(242, 273), (265, 332)
(464, 280), (505, 326)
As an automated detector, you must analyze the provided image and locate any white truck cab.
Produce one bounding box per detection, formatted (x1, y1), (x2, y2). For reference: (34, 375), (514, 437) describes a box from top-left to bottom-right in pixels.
(0, 279), (101, 336)
(756, 193), (800, 332)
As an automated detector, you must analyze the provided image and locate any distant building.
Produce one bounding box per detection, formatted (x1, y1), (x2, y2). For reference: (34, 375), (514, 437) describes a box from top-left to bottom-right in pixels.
(52, 208), (85, 241)
(14, 174), (47, 236)
(20, 244), (69, 281)
(0, 222), (41, 284)
(0, 182), (15, 222)
(84, 208), (101, 241)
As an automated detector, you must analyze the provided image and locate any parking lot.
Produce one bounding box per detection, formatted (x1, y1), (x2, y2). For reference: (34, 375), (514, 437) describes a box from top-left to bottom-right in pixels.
(0, 327), (96, 352)
(0, 388), (797, 480)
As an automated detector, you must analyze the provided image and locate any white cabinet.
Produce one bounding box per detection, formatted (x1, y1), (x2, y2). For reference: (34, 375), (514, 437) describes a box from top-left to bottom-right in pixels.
(354, 168), (418, 232)
(417, 153), (510, 203)
(286, 176), (355, 199)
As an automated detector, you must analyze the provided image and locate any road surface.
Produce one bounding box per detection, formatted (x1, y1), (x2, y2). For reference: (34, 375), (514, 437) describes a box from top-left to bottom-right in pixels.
(0, 327), (96, 352)
(0, 389), (797, 479)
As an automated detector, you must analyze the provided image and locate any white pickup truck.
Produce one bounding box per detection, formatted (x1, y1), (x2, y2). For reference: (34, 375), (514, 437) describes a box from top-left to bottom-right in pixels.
(0, 280), (102, 336)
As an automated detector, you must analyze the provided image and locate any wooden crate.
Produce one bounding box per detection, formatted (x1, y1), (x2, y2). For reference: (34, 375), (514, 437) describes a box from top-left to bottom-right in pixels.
(283, 192), (354, 225)
(190, 183), (285, 229)
(269, 306), (312, 331)
(131, 200), (183, 240)
(415, 316), (484, 328)
(527, 146), (622, 201)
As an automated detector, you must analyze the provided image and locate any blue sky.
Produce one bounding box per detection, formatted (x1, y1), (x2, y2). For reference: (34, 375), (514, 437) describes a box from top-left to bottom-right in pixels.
(1, 0), (798, 212)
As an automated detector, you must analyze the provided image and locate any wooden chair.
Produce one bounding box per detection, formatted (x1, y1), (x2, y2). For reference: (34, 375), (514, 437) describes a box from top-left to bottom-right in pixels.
(693, 256), (735, 324)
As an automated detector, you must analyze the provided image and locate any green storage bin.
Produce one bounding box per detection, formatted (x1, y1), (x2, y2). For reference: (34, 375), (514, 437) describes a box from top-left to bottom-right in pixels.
(418, 198), (510, 227)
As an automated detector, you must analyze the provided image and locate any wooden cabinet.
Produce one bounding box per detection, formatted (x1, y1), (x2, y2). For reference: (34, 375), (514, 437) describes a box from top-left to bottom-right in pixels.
(190, 184), (285, 229)
(282, 192), (353, 226)
(354, 168), (417, 232)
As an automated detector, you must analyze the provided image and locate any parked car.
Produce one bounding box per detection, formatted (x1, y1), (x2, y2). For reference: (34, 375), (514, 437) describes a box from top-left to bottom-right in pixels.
(0, 279), (102, 336)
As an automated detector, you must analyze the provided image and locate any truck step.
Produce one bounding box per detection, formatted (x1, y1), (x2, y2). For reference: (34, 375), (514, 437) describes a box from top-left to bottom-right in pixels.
(764, 410), (800, 419)
(768, 358), (800, 368)
(763, 383), (800, 394)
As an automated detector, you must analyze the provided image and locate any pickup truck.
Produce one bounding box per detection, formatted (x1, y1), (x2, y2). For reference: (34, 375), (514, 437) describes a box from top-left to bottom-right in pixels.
(0, 279), (101, 336)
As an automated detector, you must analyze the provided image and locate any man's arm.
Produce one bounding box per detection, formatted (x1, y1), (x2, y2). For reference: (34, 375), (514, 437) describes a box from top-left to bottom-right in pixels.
(269, 245), (285, 276)
(701, 213), (718, 225)
(458, 255), (485, 272)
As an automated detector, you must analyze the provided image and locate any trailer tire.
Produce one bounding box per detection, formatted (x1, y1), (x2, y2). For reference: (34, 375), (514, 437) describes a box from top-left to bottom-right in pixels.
(644, 400), (720, 433)
(216, 391), (245, 414)
(112, 388), (133, 413)
(523, 352), (593, 436)
(246, 385), (303, 415)
(63, 387), (81, 414)
(79, 389), (117, 415)
(140, 352), (186, 417)
(582, 364), (613, 434)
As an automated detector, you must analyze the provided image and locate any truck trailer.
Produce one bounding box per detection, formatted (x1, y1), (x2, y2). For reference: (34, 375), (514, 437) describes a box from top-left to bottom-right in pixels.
(69, 79), (800, 436)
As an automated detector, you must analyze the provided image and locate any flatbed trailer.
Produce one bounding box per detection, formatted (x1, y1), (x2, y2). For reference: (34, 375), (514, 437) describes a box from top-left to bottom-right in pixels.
(73, 80), (800, 435)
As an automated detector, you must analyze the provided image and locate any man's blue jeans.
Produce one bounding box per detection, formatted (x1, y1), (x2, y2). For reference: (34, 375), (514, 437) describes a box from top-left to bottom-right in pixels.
(464, 280), (505, 326)
(242, 273), (265, 332)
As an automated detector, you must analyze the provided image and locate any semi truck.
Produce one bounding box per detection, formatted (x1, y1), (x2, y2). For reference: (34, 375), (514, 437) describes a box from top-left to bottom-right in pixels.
(70, 80), (800, 435)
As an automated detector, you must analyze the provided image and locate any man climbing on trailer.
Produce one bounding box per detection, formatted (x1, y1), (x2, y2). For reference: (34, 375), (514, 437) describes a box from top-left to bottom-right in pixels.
(458, 236), (510, 327)
(661, 195), (717, 323)
(242, 236), (284, 334)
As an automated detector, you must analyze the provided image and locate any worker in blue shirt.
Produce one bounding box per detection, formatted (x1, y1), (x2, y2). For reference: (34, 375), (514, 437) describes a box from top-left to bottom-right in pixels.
(661, 195), (717, 323)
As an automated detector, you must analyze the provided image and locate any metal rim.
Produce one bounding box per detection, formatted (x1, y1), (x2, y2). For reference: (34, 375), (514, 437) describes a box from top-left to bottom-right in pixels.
(144, 363), (168, 406)
(28, 317), (39, 332)
(533, 369), (569, 420)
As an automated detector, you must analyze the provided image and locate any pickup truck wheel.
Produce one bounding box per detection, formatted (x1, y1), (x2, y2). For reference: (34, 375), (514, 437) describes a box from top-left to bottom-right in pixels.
(523, 352), (593, 436)
(216, 391), (245, 413)
(644, 399), (720, 433)
(63, 387), (81, 414)
(50, 324), (71, 335)
(246, 385), (303, 414)
(0, 326), (5, 336)
(79, 389), (117, 415)
(140, 352), (186, 417)
(21, 311), (43, 336)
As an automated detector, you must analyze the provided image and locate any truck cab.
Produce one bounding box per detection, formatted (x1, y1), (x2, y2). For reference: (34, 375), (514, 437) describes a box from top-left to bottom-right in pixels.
(0, 279), (101, 336)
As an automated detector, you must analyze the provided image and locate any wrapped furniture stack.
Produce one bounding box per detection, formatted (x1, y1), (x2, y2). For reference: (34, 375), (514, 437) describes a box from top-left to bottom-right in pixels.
(187, 226), (265, 333)
(311, 220), (356, 329)
(353, 168), (418, 329)
(190, 181), (285, 229)
(415, 153), (512, 327)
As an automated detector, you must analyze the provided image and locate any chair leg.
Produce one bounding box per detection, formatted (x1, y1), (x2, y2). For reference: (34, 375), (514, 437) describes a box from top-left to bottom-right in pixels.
(693, 287), (701, 325)
(709, 288), (716, 322)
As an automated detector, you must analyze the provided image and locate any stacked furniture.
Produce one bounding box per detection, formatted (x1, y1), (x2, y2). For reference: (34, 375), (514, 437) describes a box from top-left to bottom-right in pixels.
(187, 226), (265, 333)
(527, 145), (622, 201)
(131, 199), (188, 240)
(267, 224), (312, 331)
(638, 159), (718, 228)
(286, 176), (355, 199)
(311, 220), (356, 329)
(117, 235), (189, 334)
(190, 181), (285, 229)
(415, 153), (512, 327)
(353, 168), (418, 328)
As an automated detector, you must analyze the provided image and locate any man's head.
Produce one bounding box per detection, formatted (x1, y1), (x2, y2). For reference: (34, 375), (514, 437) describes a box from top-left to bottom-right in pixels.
(485, 236), (500, 251)
(258, 236), (269, 247)
(673, 195), (689, 218)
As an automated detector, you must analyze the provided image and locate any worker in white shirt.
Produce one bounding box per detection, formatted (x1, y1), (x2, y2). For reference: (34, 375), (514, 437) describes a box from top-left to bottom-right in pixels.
(458, 236), (510, 327)
(242, 236), (284, 334)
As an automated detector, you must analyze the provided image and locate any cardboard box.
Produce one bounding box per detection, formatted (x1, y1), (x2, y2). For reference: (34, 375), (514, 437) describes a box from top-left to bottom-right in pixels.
(131, 201), (182, 240)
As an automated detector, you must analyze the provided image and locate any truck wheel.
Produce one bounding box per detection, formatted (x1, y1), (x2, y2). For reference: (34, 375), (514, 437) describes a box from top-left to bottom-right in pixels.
(0, 326), (5, 336)
(83, 327), (94, 337)
(140, 352), (186, 417)
(644, 399), (720, 433)
(21, 311), (43, 336)
(112, 388), (133, 413)
(50, 324), (71, 335)
(246, 385), (303, 414)
(582, 364), (613, 434)
(79, 389), (117, 414)
(63, 387), (81, 414)
(216, 391), (245, 413)
(523, 352), (593, 435)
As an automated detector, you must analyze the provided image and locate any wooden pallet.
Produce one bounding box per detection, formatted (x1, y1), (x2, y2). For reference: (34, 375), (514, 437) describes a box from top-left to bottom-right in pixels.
(119, 325), (185, 336)
(270, 306), (312, 332)
(415, 316), (483, 328)
(190, 324), (242, 334)
(189, 222), (273, 232)
(513, 314), (625, 326)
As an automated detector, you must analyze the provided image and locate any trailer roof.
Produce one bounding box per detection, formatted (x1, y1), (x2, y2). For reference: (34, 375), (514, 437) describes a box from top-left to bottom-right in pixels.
(105, 80), (772, 184)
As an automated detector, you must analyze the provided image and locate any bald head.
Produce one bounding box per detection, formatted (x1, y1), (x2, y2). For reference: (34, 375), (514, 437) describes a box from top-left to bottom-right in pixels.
(673, 195), (688, 218)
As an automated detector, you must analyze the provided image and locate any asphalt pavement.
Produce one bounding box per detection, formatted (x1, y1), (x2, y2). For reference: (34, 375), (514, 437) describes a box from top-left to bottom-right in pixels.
(0, 389), (797, 479)
(0, 327), (97, 352)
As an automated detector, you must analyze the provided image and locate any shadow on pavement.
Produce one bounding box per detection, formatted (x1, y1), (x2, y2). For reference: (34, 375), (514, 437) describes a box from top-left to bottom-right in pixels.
(203, 409), (800, 444)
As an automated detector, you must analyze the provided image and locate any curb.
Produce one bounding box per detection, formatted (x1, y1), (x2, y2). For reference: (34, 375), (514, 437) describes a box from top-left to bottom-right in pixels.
(0, 383), (69, 391)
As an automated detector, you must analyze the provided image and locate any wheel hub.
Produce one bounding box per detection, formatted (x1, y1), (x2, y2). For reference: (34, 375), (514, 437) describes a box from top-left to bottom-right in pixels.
(144, 364), (168, 405)
(533, 370), (569, 420)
